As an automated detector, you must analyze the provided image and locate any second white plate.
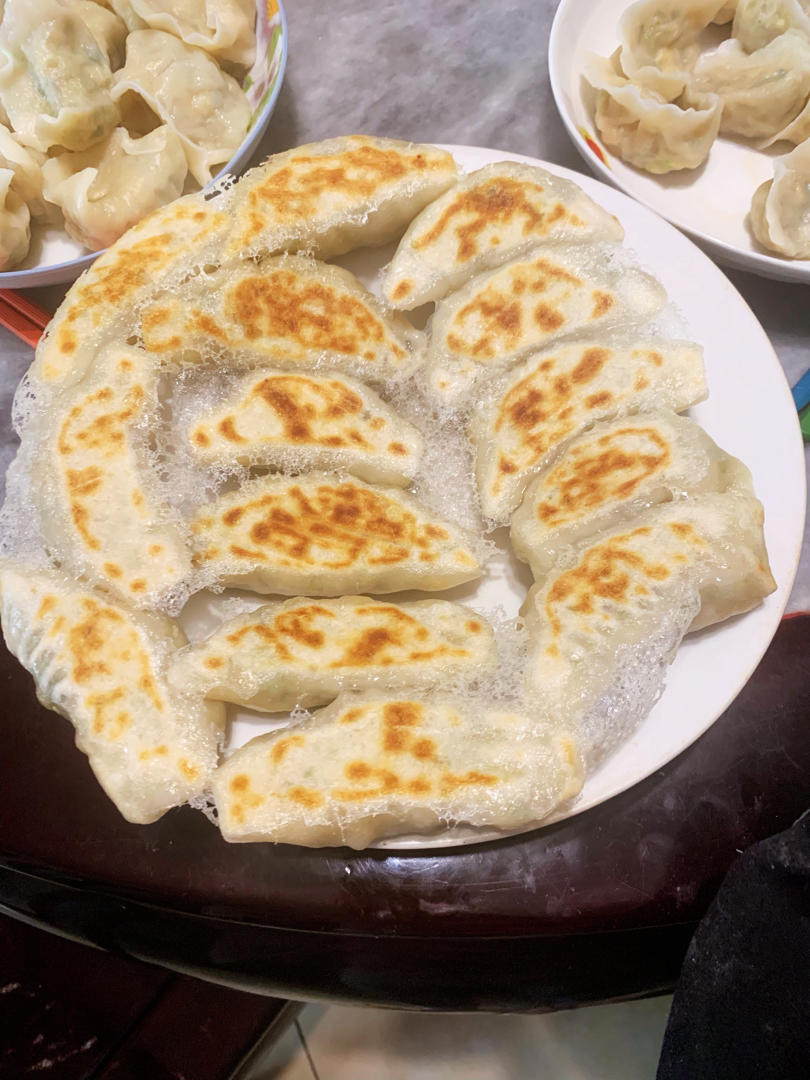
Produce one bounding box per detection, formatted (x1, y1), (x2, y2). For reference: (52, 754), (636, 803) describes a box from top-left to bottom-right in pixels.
(549, 0), (810, 283)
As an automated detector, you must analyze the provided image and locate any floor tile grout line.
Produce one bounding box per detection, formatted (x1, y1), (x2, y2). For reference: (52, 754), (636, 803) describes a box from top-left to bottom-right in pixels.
(295, 1017), (322, 1080)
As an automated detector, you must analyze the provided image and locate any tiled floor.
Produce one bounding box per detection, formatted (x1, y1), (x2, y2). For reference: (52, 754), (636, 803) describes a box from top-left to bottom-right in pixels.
(241, 995), (672, 1079)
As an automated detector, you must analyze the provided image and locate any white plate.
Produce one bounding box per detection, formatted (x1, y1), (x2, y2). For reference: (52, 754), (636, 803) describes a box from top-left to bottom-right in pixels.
(224, 144), (806, 850)
(549, 0), (810, 283)
(0, 0), (288, 289)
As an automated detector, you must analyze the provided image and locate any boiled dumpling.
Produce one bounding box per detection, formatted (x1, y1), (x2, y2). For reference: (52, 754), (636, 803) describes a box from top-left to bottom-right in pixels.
(224, 135), (459, 261)
(0, 0), (119, 153)
(212, 692), (583, 847)
(33, 345), (191, 608)
(0, 124), (49, 220)
(42, 125), (187, 250)
(510, 412), (754, 577)
(687, 32), (810, 140)
(112, 29), (250, 184)
(138, 255), (425, 383)
(585, 53), (722, 175)
(117, 0), (256, 67)
(471, 340), (708, 522)
(522, 494), (776, 731)
(72, 0), (128, 69)
(186, 370), (423, 486)
(732, 0), (810, 52)
(0, 167), (29, 270)
(190, 473), (482, 595)
(382, 161), (624, 309)
(619, 0), (731, 76)
(427, 246), (667, 402)
(169, 597), (497, 711)
(750, 138), (810, 257)
(0, 564), (224, 824)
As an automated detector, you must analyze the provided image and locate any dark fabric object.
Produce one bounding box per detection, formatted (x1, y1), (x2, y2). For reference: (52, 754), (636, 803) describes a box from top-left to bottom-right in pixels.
(658, 812), (810, 1080)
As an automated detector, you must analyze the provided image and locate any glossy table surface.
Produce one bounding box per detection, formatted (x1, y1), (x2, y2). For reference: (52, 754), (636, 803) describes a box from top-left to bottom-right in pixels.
(0, 0), (809, 1012)
(1, 614), (808, 1009)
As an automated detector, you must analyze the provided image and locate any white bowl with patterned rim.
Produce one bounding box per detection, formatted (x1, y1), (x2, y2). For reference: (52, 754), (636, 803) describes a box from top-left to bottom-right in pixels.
(0, 0), (288, 289)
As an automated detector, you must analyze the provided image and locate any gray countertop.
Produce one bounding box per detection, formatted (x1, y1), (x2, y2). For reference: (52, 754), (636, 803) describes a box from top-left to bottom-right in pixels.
(1, 0), (807, 606)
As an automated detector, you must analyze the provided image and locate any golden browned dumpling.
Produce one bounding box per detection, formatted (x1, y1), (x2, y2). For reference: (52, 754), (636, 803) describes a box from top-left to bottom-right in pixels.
(225, 135), (459, 259)
(471, 339), (707, 522)
(427, 247), (667, 400)
(0, 563), (224, 824)
(31, 193), (228, 387)
(212, 692), (583, 847)
(383, 161), (624, 309)
(186, 369), (423, 485)
(35, 345), (190, 608)
(510, 412), (753, 577)
(138, 256), (424, 382)
(190, 473), (482, 595)
(169, 596), (497, 711)
(522, 494), (775, 716)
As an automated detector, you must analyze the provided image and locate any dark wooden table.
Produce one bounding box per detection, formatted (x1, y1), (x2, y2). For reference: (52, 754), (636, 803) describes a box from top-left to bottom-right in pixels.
(2, 615), (808, 1011)
(0, 913), (296, 1079)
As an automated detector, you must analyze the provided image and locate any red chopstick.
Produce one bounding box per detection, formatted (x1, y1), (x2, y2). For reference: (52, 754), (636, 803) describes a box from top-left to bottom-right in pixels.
(0, 289), (50, 348)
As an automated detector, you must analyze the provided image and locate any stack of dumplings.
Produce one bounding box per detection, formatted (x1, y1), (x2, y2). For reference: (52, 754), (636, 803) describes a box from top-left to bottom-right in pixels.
(0, 0), (260, 269)
(0, 136), (775, 849)
(584, 0), (810, 258)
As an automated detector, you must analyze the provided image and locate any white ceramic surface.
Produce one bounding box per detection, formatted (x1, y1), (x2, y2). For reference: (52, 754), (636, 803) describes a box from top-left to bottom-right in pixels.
(548, 0), (810, 283)
(0, 0), (288, 289)
(224, 145), (805, 850)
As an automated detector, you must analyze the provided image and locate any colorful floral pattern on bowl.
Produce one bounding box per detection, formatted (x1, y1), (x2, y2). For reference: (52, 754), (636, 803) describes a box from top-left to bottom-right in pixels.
(245, 0), (287, 118)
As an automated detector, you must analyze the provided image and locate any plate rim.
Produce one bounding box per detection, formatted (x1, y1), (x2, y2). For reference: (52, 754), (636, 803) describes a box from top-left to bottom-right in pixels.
(0, 0), (289, 291)
(547, 0), (810, 285)
(375, 142), (806, 850)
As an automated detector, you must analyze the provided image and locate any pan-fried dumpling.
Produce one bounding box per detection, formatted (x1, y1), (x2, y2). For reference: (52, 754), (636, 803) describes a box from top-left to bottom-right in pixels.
(0, 167), (29, 271)
(138, 256), (424, 383)
(41, 125), (187, 250)
(190, 473), (481, 595)
(522, 494), (776, 720)
(112, 30), (250, 184)
(187, 371), (423, 486)
(0, 564), (224, 824)
(686, 33), (810, 140)
(427, 246), (667, 402)
(169, 597), (497, 711)
(618, 0), (730, 77)
(224, 135), (459, 260)
(31, 192), (227, 387)
(750, 138), (810, 258)
(0, 0), (119, 153)
(732, 0), (810, 52)
(510, 413), (753, 577)
(381, 162), (624, 309)
(471, 339), (708, 522)
(119, 0), (256, 67)
(584, 53), (722, 175)
(212, 692), (583, 847)
(34, 345), (190, 608)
